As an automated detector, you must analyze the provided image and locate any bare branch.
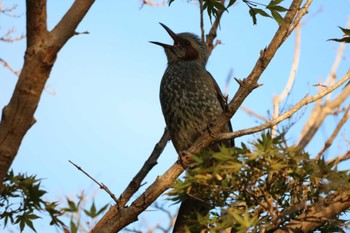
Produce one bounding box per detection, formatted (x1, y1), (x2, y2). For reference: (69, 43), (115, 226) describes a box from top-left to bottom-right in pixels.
(315, 105), (350, 160)
(218, 70), (350, 141)
(140, 0), (166, 8)
(327, 150), (350, 166)
(199, 0), (205, 42)
(240, 105), (268, 122)
(51, 0), (95, 49)
(297, 78), (350, 149)
(0, 28), (25, 43)
(0, 58), (20, 77)
(69, 160), (118, 204)
(118, 129), (170, 207)
(272, 23), (301, 136)
(206, 0), (226, 55)
(299, 16), (349, 143)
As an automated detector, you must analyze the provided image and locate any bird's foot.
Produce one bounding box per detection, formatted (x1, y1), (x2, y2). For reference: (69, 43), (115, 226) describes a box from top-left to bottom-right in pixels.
(178, 151), (192, 168)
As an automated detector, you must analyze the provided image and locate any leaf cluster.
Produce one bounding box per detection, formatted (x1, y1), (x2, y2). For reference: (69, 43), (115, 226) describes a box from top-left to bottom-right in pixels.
(168, 132), (350, 232)
(59, 193), (108, 233)
(244, 0), (287, 25)
(328, 26), (350, 43)
(168, 0), (287, 25)
(0, 170), (64, 232)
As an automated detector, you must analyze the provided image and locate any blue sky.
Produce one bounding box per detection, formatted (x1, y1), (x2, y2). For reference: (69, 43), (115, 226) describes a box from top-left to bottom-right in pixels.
(1, 0), (350, 232)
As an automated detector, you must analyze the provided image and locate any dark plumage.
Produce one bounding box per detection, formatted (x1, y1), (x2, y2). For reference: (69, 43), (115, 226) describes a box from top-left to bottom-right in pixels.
(151, 23), (233, 233)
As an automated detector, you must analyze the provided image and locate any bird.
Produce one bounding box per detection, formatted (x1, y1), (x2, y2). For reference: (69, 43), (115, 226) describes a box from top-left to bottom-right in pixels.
(151, 23), (233, 233)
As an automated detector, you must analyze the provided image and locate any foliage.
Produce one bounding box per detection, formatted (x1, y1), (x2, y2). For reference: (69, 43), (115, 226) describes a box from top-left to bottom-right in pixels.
(0, 170), (64, 232)
(62, 192), (109, 233)
(0, 171), (108, 232)
(168, 132), (350, 232)
(328, 26), (350, 43)
(168, 0), (287, 25)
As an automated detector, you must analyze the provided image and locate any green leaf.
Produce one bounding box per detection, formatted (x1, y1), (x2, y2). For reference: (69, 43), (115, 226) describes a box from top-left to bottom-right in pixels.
(84, 202), (97, 218)
(249, 8), (258, 25)
(254, 8), (271, 18)
(339, 26), (350, 35)
(268, 5), (288, 12)
(268, 0), (284, 7)
(96, 204), (109, 216)
(328, 37), (350, 43)
(70, 219), (78, 233)
(227, 0), (237, 8)
(271, 10), (285, 25)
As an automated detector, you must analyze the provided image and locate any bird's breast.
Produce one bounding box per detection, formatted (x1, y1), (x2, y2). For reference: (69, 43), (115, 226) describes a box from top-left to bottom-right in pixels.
(159, 62), (223, 152)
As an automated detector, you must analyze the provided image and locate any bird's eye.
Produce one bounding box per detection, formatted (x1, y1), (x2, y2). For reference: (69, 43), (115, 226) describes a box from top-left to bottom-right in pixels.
(183, 40), (191, 46)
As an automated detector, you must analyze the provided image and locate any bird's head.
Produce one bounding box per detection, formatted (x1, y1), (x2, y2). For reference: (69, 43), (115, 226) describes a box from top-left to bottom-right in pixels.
(150, 23), (208, 66)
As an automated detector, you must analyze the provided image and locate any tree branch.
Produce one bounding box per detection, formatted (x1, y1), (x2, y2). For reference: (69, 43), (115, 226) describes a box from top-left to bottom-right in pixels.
(218, 70), (350, 141)
(90, 162), (184, 233)
(206, 0), (226, 54)
(0, 58), (20, 77)
(327, 150), (350, 166)
(315, 105), (350, 160)
(51, 0), (95, 49)
(272, 23), (301, 137)
(26, 0), (47, 47)
(118, 129), (170, 207)
(297, 76), (350, 149)
(0, 0), (96, 192)
(273, 191), (350, 233)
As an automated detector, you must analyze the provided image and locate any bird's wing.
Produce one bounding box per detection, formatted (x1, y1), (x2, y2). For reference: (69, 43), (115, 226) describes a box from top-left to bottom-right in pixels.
(206, 71), (234, 147)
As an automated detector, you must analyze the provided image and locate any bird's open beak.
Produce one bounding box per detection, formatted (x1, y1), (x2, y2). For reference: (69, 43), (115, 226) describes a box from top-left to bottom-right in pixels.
(150, 23), (179, 48)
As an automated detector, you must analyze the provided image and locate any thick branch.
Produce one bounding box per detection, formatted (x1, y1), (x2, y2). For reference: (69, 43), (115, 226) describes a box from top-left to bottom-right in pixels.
(91, 162), (184, 233)
(273, 191), (350, 233)
(0, 0), (96, 192)
(26, 0), (47, 47)
(51, 0), (95, 48)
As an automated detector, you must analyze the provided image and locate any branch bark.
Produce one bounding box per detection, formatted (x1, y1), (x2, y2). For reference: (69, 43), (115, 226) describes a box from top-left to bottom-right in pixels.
(273, 190), (350, 233)
(0, 0), (95, 192)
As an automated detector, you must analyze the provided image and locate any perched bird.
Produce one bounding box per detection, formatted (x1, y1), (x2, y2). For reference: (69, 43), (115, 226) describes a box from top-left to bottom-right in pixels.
(151, 23), (233, 233)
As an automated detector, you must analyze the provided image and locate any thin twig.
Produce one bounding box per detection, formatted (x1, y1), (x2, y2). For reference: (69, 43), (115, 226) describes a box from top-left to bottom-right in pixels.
(218, 69), (350, 141)
(199, 0), (205, 42)
(69, 160), (118, 204)
(315, 105), (350, 160)
(0, 58), (20, 77)
(206, 0), (226, 55)
(140, 0), (166, 9)
(299, 16), (349, 142)
(240, 105), (268, 122)
(297, 76), (350, 149)
(118, 128), (170, 207)
(326, 151), (350, 166)
(272, 23), (301, 137)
